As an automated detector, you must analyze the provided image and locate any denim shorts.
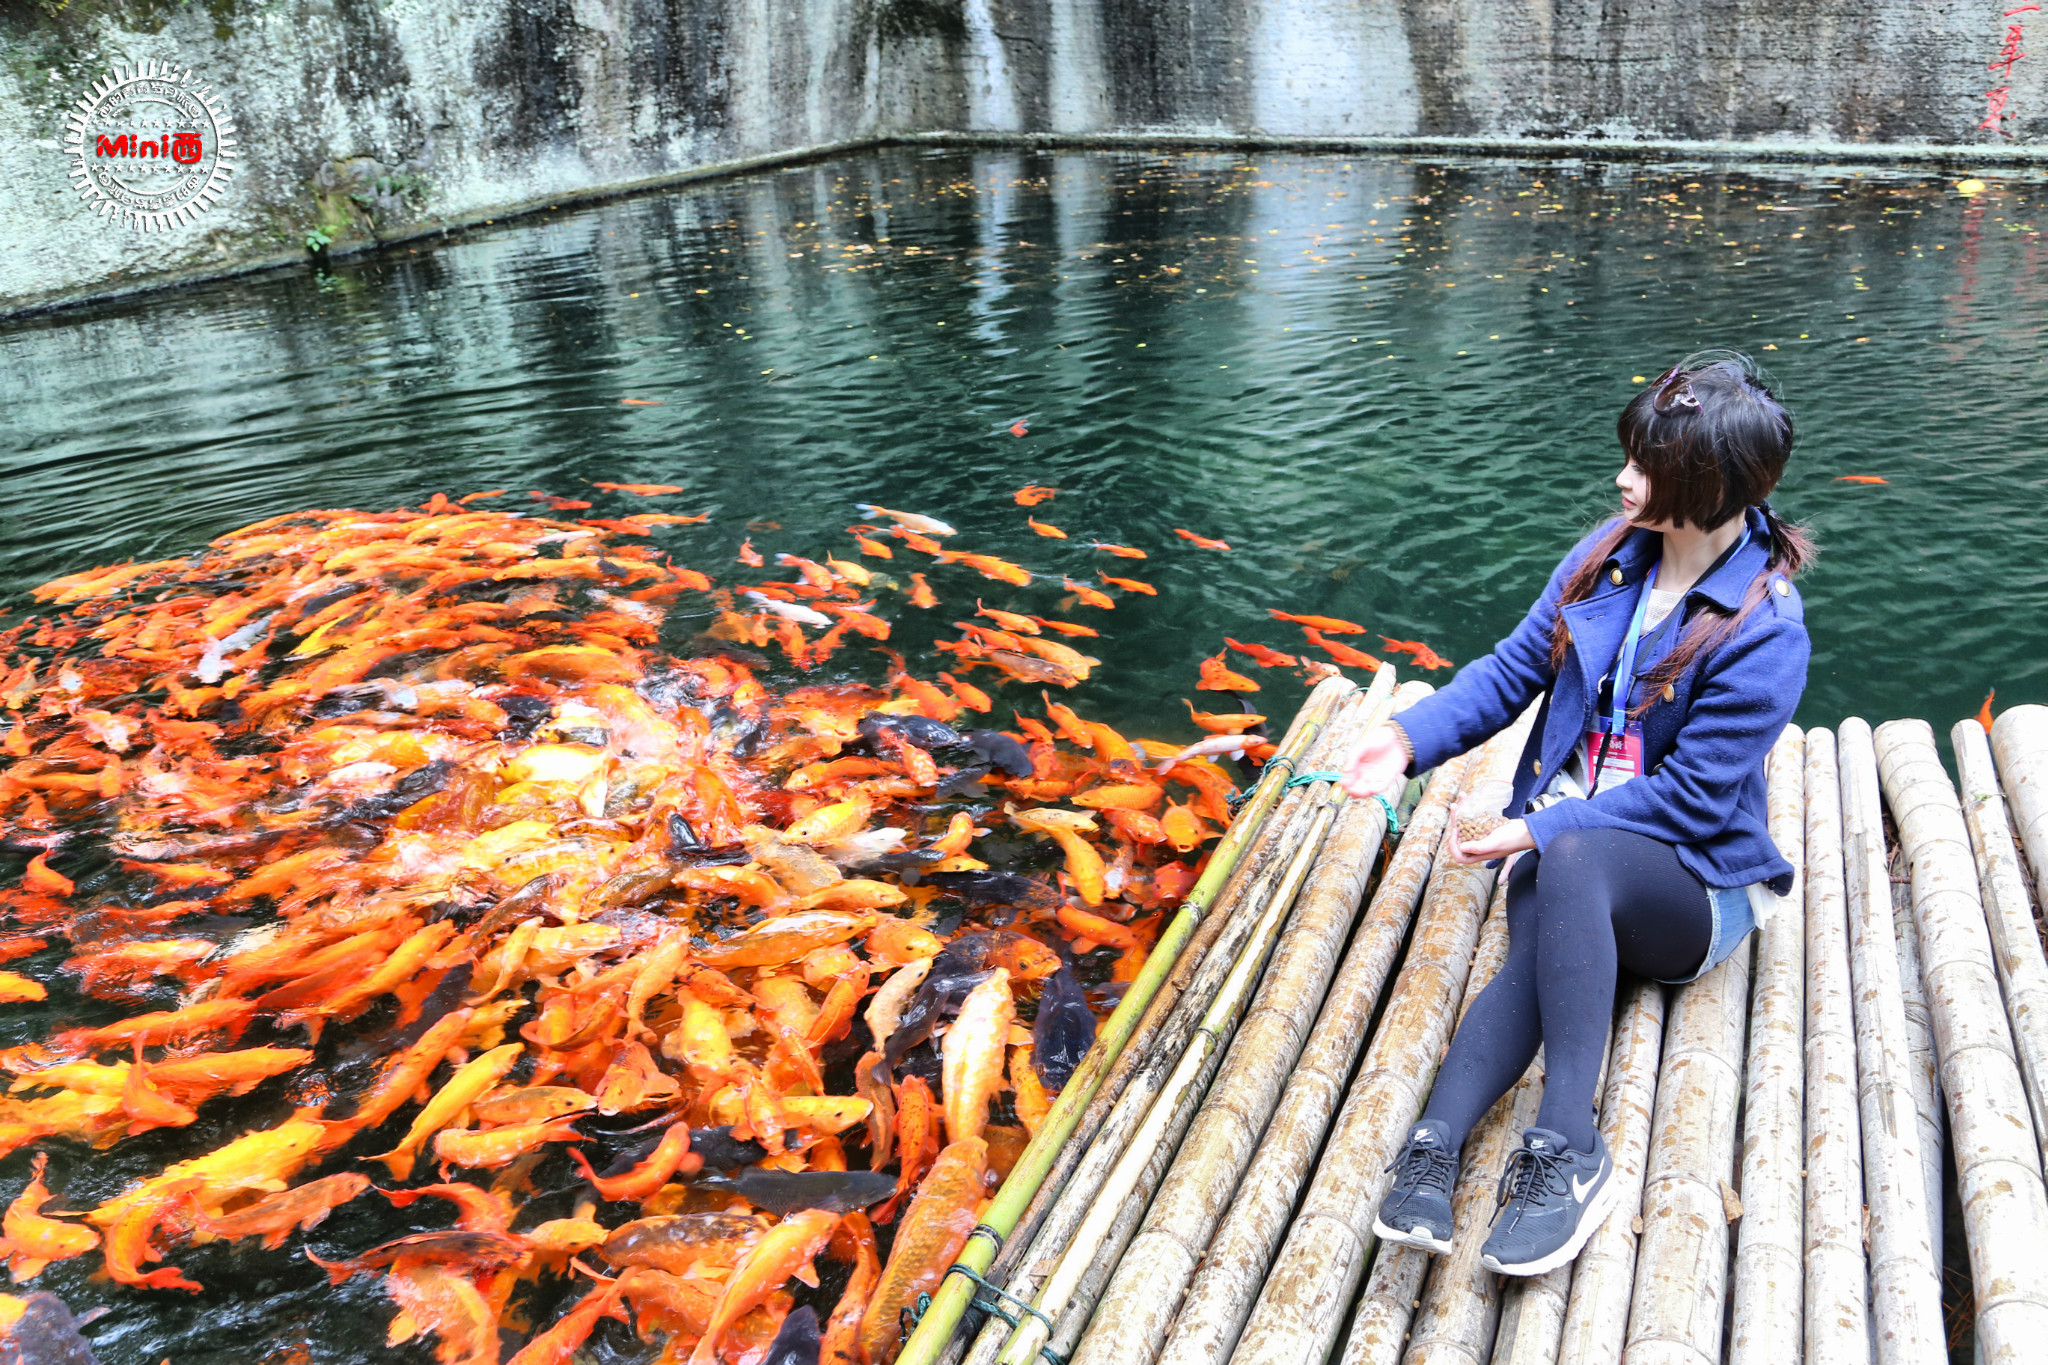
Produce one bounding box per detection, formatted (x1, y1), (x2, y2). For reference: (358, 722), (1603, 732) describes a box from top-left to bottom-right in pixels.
(1656, 883), (1760, 985)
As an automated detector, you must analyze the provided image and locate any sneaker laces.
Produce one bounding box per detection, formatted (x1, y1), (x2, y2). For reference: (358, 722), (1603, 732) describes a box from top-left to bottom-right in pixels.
(1493, 1144), (1570, 1217)
(1384, 1139), (1458, 1197)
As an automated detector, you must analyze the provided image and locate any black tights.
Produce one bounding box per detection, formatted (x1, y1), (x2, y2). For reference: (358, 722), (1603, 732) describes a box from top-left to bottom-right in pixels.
(1420, 827), (1713, 1155)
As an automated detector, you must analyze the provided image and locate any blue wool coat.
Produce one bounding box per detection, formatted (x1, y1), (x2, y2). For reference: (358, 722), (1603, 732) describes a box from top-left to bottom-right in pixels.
(1397, 507), (1808, 894)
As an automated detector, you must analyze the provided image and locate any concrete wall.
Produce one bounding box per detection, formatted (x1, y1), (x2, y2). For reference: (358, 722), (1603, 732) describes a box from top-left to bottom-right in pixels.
(5, 0), (2043, 312)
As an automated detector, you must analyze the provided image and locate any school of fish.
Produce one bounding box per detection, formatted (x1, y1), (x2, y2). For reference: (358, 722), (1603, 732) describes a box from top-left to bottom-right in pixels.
(0, 487), (1445, 1364)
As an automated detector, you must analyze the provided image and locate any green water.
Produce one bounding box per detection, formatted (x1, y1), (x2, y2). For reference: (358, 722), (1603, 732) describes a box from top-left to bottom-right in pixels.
(1, 147), (2043, 1361)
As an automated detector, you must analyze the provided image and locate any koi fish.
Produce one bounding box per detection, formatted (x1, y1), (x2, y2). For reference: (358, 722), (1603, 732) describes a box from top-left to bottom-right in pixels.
(618, 399), (666, 407)
(1197, 651), (1260, 693)
(1977, 689), (1996, 731)
(531, 491), (594, 510)
(591, 482), (683, 494)
(1099, 572), (1156, 596)
(1026, 517), (1067, 539)
(1379, 637), (1453, 670)
(1156, 734), (1259, 773)
(192, 1173), (369, 1250)
(691, 1209), (838, 1364)
(1834, 475), (1889, 484)
(1173, 529), (1231, 550)
(739, 539), (765, 567)
(941, 969), (1014, 1145)
(1224, 637), (1297, 668)
(1268, 609), (1366, 634)
(1014, 485), (1057, 506)
(1031, 966), (1095, 1092)
(1030, 615), (1098, 637)
(1009, 420), (1029, 436)
(1183, 699), (1267, 734)
(908, 573), (938, 608)
(936, 552), (1031, 587)
(745, 593), (834, 628)
(855, 505), (957, 536)
(1305, 628), (1384, 672)
(1089, 542), (1147, 559)
(853, 532), (894, 559)
(1062, 578), (1115, 609)
(858, 1138), (987, 1363)
(0, 1154), (99, 1279)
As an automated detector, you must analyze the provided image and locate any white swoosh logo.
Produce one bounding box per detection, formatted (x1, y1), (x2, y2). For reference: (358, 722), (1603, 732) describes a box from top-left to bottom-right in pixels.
(1571, 1172), (1598, 1202)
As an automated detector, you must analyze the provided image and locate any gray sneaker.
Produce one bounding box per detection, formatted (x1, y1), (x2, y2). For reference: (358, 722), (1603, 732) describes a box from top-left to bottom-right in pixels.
(1479, 1127), (1617, 1277)
(1373, 1118), (1457, 1254)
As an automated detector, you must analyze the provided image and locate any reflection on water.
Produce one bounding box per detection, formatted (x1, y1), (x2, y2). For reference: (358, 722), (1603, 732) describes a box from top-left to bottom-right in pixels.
(6, 150), (2047, 733)
(1, 147), (2045, 1360)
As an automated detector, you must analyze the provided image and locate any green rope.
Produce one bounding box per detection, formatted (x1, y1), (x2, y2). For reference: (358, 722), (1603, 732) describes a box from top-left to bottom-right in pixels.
(900, 1265), (1068, 1365)
(1372, 792), (1401, 834)
(1282, 770), (1344, 789)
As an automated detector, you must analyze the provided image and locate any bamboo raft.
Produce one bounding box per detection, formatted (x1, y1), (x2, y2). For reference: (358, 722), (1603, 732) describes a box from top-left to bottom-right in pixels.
(893, 680), (2048, 1365)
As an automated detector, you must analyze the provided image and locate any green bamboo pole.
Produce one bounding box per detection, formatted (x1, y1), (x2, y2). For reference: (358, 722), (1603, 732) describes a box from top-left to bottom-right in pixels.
(892, 675), (1357, 1365)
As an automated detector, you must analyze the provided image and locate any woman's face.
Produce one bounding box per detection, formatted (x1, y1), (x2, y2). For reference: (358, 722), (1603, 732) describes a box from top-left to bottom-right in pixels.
(1616, 459), (1669, 530)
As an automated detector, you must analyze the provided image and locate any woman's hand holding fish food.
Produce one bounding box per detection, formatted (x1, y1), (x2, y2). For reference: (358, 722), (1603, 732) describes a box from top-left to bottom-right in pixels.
(1340, 724), (1409, 800)
(1446, 817), (1535, 866)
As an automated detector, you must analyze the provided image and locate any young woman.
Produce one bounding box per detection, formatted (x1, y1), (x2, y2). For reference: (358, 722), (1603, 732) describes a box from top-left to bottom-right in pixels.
(1339, 352), (1811, 1277)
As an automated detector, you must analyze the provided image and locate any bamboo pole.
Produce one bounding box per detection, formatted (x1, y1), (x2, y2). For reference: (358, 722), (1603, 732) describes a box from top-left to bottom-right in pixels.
(1726, 726), (1807, 1365)
(951, 679), (1384, 1365)
(1989, 705), (2048, 902)
(1487, 1262), (1572, 1365)
(1873, 720), (2048, 1363)
(1226, 708), (1539, 1365)
(1621, 887), (1756, 1360)
(1952, 718), (2048, 1172)
(997, 682), (1397, 1365)
(1796, 729), (1871, 1365)
(1158, 738), (1476, 1365)
(1339, 874), (1514, 1365)
(894, 675), (1357, 1365)
(1553, 980), (1667, 1365)
(1070, 680), (1432, 1365)
(1836, 718), (1945, 1365)
(1886, 831), (1947, 1262)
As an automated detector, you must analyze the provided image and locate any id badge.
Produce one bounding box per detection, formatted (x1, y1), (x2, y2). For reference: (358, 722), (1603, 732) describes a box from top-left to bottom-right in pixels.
(1583, 721), (1644, 790)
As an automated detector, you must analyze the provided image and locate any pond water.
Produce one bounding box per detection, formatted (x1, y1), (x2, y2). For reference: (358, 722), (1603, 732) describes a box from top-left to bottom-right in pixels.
(1, 147), (2043, 1361)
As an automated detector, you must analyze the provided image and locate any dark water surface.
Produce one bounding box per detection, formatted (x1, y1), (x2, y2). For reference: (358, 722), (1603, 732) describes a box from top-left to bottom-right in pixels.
(1, 148), (2044, 1361)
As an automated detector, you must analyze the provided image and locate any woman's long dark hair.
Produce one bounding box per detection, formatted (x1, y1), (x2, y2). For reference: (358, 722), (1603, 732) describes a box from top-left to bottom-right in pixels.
(1549, 352), (1815, 713)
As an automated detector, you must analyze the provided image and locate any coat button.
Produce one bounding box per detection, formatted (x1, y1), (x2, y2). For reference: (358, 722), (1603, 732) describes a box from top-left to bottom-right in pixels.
(1532, 758), (1542, 775)
(1609, 568), (1624, 585)
(1662, 684), (1675, 702)
(1773, 578), (1790, 597)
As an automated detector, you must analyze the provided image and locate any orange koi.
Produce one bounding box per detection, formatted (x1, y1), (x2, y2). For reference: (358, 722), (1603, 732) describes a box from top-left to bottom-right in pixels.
(691, 1209), (839, 1364)
(936, 552), (1031, 587)
(1026, 517), (1067, 539)
(1224, 637), (1298, 668)
(1183, 699), (1268, 734)
(1267, 609), (1366, 634)
(854, 533), (895, 559)
(432, 1119), (583, 1171)
(1013, 485), (1057, 506)
(976, 601), (1041, 634)
(1834, 475), (1889, 484)
(893, 528), (945, 555)
(940, 672), (993, 712)
(1977, 690), (1996, 731)
(364, 1043), (523, 1181)
(0, 1153), (99, 1279)
(738, 539), (765, 567)
(859, 1137), (987, 1363)
(570, 1121), (697, 1202)
(1306, 628), (1384, 672)
(591, 481), (683, 493)
(1099, 571), (1156, 596)
(908, 573), (938, 608)
(941, 970), (1013, 1145)
(21, 855), (71, 898)
(1089, 542), (1147, 559)
(617, 399), (667, 407)
(1379, 636), (1454, 670)
(1073, 783), (1162, 812)
(508, 1278), (627, 1365)
(193, 1173), (369, 1250)
(821, 1213), (881, 1363)
(1062, 578), (1115, 609)
(1030, 615), (1099, 638)
(1197, 651), (1260, 693)
(1160, 801), (1205, 853)
(1173, 529), (1231, 550)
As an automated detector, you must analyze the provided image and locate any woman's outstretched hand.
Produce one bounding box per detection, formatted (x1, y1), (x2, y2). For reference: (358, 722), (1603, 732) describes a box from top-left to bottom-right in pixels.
(1340, 724), (1409, 800)
(1447, 817), (1536, 866)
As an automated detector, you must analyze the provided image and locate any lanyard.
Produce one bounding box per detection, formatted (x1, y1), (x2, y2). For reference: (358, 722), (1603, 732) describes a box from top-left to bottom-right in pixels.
(1605, 564), (1657, 736)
